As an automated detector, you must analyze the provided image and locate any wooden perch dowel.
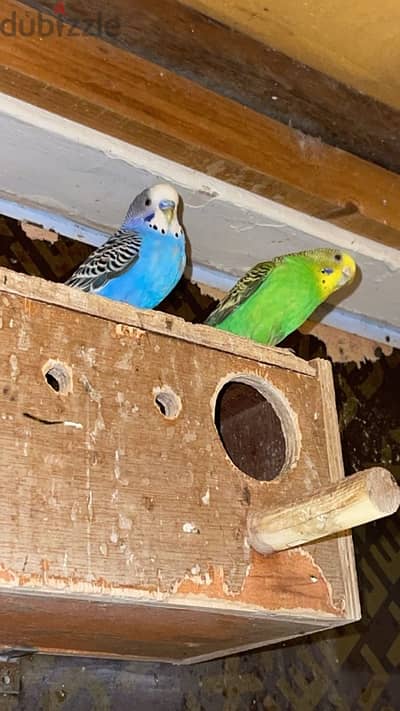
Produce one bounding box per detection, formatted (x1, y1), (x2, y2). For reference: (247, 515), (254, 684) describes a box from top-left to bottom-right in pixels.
(248, 468), (400, 555)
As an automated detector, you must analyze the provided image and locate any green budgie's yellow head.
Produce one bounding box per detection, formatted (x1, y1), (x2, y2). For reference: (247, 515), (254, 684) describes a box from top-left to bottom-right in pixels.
(303, 248), (357, 297)
(204, 246), (357, 345)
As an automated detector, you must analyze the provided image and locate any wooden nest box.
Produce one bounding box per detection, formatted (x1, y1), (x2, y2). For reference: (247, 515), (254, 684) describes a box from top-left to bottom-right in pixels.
(0, 268), (398, 664)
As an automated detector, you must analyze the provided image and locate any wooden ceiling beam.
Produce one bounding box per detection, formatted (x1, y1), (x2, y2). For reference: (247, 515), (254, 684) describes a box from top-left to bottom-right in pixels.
(1, 0), (400, 250)
(29, 0), (400, 175)
(179, 0), (400, 112)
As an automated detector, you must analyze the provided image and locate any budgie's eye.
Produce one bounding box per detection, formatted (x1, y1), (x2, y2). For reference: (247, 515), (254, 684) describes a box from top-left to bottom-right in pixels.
(334, 253), (342, 261)
(145, 198), (151, 206)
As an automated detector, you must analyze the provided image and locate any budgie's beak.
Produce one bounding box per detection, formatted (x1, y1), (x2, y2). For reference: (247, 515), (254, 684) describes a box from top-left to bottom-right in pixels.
(339, 255), (357, 286)
(159, 199), (176, 227)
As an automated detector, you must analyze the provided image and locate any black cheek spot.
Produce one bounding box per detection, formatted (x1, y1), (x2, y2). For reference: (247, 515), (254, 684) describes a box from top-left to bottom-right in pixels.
(322, 279), (326, 284)
(161, 229), (165, 234)
(153, 225), (158, 230)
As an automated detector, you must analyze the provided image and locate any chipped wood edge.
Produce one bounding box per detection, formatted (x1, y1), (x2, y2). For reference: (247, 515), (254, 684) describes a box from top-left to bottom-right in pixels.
(0, 584), (341, 620)
(0, 560), (341, 620)
(0, 267), (315, 376)
(313, 357), (361, 621)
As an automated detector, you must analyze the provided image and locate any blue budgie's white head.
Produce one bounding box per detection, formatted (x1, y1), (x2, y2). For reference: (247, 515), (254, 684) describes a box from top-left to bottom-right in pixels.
(123, 183), (183, 239)
(66, 182), (187, 308)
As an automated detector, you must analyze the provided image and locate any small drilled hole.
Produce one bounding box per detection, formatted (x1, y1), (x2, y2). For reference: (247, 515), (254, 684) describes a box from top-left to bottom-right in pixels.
(154, 386), (181, 419)
(213, 376), (299, 481)
(43, 360), (72, 395)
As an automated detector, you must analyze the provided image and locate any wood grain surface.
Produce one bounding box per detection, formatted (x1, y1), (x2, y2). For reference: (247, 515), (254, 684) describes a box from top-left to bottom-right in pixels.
(0, 0), (400, 251)
(27, 0), (400, 173)
(0, 267), (360, 660)
(0, 592), (337, 664)
(179, 0), (400, 112)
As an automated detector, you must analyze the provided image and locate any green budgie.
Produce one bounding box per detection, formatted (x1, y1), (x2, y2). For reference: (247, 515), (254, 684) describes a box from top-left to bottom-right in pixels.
(204, 248), (357, 346)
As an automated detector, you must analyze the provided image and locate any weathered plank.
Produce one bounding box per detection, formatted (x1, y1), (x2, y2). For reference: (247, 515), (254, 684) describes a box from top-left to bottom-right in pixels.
(0, 267), (360, 661)
(312, 358), (361, 620)
(28, 0), (400, 174)
(0, 592), (336, 664)
(0, 267), (315, 376)
(180, 0), (400, 111)
(0, 0), (400, 250)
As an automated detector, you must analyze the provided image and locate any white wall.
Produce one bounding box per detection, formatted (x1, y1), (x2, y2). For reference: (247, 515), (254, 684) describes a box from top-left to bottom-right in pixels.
(0, 93), (398, 347)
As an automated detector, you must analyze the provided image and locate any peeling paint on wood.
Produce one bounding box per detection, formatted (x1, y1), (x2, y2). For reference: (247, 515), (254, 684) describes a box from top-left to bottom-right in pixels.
(175, 550), (342, 617)
(0, 267), (360, 662)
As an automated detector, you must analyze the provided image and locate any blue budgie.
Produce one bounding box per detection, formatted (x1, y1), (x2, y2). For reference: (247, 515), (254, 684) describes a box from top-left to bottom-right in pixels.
(66, 183), (186, 308)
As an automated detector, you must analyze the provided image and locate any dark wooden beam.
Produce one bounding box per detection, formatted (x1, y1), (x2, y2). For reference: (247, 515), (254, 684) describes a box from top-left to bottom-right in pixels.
(1, 0), (400, 250)
(27, 0), (400, 175)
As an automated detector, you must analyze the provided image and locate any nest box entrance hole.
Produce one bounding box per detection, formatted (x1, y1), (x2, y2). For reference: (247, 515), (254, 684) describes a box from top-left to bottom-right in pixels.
(42, 360), (72, 395)
(214, 376), (299, 481)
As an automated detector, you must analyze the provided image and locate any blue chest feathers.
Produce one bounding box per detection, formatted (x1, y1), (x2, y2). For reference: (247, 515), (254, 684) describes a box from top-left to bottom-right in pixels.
(99, 228), (186, 309)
